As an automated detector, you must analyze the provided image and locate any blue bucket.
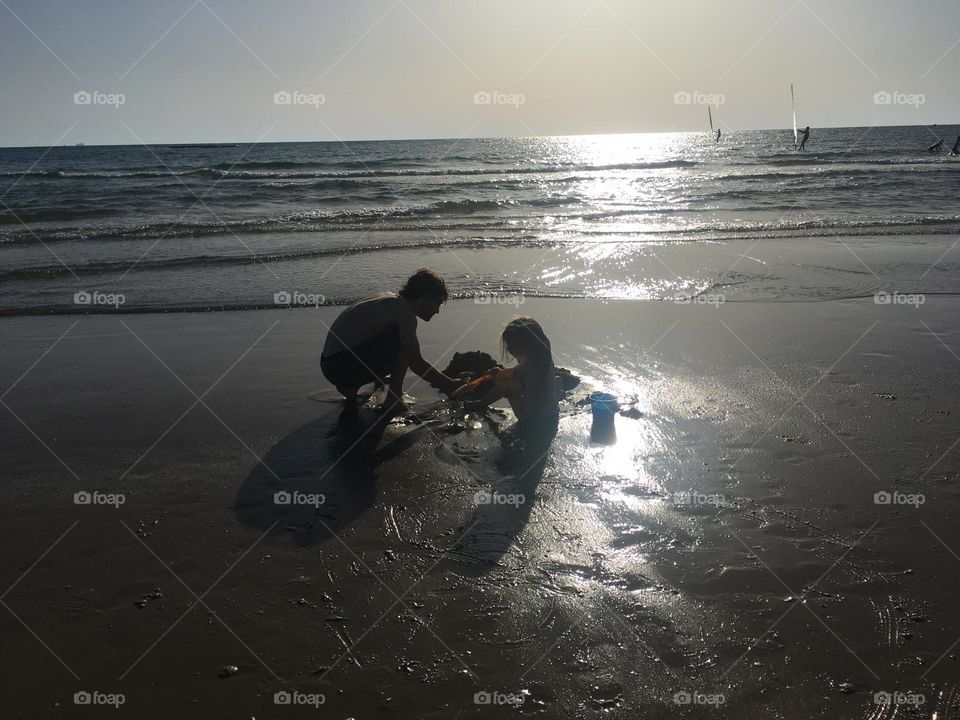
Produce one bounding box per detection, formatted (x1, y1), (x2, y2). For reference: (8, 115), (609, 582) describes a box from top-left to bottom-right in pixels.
(589, 392), (618, 421)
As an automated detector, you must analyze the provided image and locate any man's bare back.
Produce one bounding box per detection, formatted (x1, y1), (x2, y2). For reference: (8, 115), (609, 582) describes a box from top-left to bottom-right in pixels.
(319, 271), (460, 404)
(322, 293), (417, 360)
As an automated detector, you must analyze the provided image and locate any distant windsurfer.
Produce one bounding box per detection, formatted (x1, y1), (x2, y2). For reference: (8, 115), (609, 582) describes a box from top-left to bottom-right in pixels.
(928, 139), (944, 153)
(715, 128), (721, 143)
(798, 126), (810, 151)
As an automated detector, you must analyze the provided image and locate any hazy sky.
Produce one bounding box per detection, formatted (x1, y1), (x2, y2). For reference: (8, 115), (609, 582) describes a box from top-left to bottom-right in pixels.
(2, 0), (959, 146)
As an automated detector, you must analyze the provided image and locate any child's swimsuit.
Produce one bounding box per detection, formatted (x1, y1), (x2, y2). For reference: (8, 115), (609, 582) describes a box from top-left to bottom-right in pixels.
(508, 363), (561, 423)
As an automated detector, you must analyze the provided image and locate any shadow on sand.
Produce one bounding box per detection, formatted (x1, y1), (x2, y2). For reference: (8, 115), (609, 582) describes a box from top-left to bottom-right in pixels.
(449, 419), (558, 571)
(233, 405), (432, 545)
(234, 402), (558, 571)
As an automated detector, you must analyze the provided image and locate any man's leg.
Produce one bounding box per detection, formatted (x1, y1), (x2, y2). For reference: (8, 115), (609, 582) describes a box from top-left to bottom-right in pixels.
(336, 385), (359, 403)
(383, 355), (408, 409)
(323, 355), (360, 403)
(324, 328), (402, 408)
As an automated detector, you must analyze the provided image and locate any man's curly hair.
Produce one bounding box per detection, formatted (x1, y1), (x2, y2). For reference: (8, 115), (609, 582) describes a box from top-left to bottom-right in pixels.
(399, 268), (448, 302)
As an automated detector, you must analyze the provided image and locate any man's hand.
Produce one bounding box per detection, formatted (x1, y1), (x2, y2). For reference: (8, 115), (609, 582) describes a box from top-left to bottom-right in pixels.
(429, 370), (463, 395)
(415, 362), (462, 397)
(436, 374), (461, 396)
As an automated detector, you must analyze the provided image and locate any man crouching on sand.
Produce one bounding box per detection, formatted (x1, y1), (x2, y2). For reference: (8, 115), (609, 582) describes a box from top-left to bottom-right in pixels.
(321, 268), (460, 410)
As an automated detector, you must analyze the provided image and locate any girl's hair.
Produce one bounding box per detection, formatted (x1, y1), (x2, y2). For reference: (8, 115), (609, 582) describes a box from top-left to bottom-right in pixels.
(501, 317), (554, 401)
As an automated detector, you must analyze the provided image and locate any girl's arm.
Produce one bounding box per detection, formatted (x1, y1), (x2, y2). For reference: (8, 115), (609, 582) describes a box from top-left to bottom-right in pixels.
(463, 368), (518, 411)
(463, 385), (504, 412)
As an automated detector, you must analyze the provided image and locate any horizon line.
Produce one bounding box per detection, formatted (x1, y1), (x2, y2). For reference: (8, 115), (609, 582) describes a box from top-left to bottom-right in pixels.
(2, 122), (959, 151)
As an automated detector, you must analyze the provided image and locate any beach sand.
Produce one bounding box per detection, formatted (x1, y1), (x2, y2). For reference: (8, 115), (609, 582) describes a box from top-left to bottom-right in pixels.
(2, 297), (959, 718)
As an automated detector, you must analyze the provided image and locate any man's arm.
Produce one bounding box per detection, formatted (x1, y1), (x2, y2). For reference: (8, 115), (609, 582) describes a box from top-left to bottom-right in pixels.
(396, 311), (459, 394)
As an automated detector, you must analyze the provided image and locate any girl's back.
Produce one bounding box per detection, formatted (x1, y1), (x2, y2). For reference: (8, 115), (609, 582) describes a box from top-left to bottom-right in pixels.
(509, 360), (561, 422)
(455, 317), (561, 425)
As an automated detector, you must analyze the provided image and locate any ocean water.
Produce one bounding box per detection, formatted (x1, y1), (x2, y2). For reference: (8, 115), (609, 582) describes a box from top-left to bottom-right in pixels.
(2, 126), (959, 314)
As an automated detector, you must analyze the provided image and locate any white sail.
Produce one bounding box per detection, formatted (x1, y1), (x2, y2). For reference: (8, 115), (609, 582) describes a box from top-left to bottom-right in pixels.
(791, 84), (798, 149)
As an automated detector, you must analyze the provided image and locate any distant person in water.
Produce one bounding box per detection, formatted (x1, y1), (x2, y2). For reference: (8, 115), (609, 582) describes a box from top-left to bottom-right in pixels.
(715, 128), (721, 143)
(928, 139), (944, 153)
(321, 268), (460, 409)
(458, 317), (561, 427)
(951, 136), (960, 155)
(798, 126), (810, 151)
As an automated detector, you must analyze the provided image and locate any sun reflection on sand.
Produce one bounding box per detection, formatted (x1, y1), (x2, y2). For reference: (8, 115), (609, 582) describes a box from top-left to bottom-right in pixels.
(560, 370), (664, 488)
(586, 412), (661, 487)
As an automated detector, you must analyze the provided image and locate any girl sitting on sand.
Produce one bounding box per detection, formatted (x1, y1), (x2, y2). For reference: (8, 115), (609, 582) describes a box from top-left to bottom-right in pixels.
(456, 317), (561, 425)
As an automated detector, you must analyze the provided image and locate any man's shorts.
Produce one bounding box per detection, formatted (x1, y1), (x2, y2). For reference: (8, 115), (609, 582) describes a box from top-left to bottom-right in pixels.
(321, 327), (401, 389)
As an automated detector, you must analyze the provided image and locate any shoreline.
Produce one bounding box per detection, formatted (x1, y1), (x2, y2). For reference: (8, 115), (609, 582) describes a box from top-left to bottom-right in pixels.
(7, 229), (960, 317)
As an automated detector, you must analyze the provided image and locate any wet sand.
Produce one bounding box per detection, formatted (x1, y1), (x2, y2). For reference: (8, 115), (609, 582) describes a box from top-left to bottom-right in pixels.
(2, 298), (959, 718)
